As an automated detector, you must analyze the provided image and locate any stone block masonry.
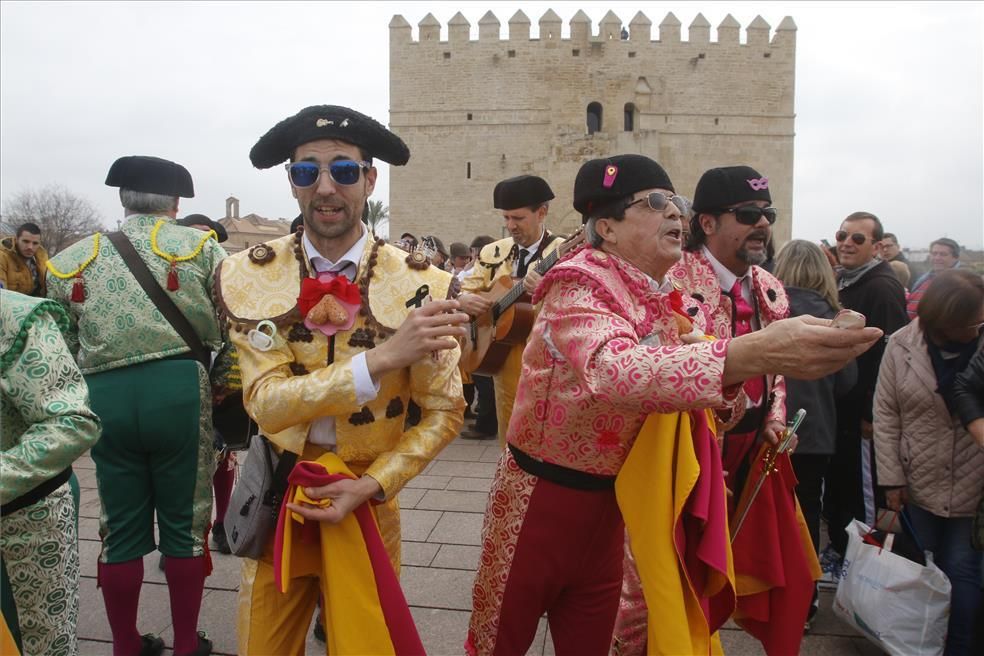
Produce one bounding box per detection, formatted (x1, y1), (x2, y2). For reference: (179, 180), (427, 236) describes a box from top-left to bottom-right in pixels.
(390, 9), (796, 245)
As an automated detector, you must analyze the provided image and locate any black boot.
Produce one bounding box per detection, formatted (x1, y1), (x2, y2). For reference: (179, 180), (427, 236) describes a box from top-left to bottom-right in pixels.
(212, 522), (231, 555)
(140, 634), (165, 656)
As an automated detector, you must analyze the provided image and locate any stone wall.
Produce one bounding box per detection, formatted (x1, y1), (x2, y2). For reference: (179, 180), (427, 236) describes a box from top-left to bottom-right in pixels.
(390, 9), (796, 245)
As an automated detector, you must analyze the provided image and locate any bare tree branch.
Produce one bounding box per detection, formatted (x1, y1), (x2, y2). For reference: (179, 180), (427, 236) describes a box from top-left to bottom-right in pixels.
(1, 185), (103, 255)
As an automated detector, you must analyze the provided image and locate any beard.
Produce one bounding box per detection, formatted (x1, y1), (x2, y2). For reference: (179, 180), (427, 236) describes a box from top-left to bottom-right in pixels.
(736, 229), (770, 266)
(301, 196), (360, 242)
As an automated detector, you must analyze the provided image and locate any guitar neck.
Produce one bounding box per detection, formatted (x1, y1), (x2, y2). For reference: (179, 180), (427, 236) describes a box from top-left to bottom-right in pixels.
(491, 250), (561, 319)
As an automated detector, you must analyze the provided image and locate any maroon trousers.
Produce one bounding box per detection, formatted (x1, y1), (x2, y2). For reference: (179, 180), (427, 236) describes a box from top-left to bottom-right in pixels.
(468, 452), (624, 655)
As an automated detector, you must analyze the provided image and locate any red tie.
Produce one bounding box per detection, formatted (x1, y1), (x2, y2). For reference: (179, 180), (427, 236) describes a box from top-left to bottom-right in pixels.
(731, 279), (764, 404)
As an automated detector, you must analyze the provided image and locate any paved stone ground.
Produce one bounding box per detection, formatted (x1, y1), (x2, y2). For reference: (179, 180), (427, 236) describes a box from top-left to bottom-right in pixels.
(74, 437), (882, 655)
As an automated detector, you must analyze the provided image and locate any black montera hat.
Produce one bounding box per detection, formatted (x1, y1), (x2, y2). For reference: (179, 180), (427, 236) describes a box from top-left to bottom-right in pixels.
(178, 214), (228, 243)
(249, 105), (410, 169)
(691, 165), (771, 214)
(493, 175), (555, 211)
(573, 154), (673, 221)
(105, 156), (194, 198)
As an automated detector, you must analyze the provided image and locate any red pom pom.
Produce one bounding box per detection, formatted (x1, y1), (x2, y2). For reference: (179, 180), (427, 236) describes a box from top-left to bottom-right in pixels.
(71, 276), (85, 303)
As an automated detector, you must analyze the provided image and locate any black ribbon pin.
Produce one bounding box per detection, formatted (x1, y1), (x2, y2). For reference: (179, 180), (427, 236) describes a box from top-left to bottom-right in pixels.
(406, 284), (430, 309)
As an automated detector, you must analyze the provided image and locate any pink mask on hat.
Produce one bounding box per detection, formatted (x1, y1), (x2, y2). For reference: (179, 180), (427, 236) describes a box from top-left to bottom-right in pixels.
(746, 177), (769, 191)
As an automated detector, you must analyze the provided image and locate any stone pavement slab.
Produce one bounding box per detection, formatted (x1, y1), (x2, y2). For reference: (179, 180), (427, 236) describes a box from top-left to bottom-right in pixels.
(73, 434), (875, 655)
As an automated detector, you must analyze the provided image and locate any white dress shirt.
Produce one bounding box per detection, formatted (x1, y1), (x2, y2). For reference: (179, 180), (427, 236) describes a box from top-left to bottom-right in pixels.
(302, 228), (380, 447)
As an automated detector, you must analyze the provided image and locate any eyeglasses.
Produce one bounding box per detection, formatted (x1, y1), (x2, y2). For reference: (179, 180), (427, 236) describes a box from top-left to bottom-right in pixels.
(835, 230), (874, 246)
(720, 204), (778, 226)
(285, 160), (370, 188)
(624, 192), (689, 215)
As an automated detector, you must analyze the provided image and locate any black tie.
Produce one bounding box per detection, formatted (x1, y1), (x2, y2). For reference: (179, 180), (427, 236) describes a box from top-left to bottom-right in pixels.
(516, 248), (530, 277)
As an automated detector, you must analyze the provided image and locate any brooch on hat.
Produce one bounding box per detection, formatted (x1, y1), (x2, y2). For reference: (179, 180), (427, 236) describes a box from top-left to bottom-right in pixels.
(296, 273), (361, 337)
(746, 177), (769, 191)
(248, 243), (275, 265)
(603, 165), (619, 188)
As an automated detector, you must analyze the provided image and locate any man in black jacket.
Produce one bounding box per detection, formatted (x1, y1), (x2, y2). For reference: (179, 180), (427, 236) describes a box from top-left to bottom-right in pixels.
(822, 211), (909, 571)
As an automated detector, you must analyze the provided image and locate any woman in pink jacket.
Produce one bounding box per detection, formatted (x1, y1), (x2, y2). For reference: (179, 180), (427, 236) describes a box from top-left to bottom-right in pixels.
(874, 269), (984, 656)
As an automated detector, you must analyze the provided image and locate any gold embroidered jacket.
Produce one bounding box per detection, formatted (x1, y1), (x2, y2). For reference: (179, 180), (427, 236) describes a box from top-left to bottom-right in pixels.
(460, 234), (562, 438)
(215, 233), (464, 499)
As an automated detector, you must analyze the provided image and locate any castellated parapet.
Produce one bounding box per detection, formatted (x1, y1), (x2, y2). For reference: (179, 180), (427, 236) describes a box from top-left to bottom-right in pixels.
(389, 10), (797, 245)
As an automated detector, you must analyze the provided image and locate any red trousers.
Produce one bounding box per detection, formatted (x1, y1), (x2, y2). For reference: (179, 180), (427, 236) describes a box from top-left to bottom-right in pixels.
(468, 451), (624, 655)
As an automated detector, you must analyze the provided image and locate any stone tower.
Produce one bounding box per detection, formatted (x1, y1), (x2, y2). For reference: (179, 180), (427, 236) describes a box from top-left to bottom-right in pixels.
(389, 9), (796, 245)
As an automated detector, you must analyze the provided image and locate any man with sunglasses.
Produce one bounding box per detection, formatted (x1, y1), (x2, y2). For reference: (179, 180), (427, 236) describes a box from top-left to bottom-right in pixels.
(215, 105), (467, 654)
(671, 165), (822, 652)
(822, 211), (908, 571)
(466, 154), (883, 655)
(458, 174), (562, 442)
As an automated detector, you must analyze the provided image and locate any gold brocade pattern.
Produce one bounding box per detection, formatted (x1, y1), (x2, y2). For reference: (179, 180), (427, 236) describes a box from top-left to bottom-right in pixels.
(460, 235), (562, 442)
(216, 234), (464, 497)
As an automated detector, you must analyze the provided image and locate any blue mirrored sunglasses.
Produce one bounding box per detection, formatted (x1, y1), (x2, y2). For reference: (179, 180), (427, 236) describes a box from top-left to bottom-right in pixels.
(285, 160), (369, 188)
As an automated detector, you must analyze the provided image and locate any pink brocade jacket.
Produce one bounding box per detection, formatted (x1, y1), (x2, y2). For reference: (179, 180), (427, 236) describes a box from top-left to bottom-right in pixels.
(669, 250), (789, 429)
(506, 246), (739, 476)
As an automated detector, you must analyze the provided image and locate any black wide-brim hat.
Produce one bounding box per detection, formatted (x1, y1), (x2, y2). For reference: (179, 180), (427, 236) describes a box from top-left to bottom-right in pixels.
(493, 175), (555, 211)
(249, 105), (410, 169)
(105, 155), (194, 198)
(691, 165), (771, 214)
(178, 214), (228, 243)
(573, 154), (673, 221)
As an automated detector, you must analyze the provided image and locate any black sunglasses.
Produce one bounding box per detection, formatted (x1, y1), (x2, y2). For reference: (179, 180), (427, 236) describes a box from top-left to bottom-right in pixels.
(285, 160), (370, 188)
(720, 205), (778, 225)
(835, 230), (873, 246)
(624, 192), (689, 214)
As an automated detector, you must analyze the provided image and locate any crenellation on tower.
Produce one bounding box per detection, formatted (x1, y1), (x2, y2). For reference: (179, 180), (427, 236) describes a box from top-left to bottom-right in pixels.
(689, 13), (711, 44)
(448, 11), (470, 43)
(569, 10), (592, 44)
(508, 10), (530, 40)
(717, 14), (741, 45)
(658, 12), (682, 43)
(747, 15), (771, 47)
(478, 11), (500, 41)
(538, 9), (562, 42)
(390, 9), (797, 244)
(418, 13), (440, 42)
(773, 16), (798, 45)
(598, 10), (622, 41)
(628, 12), (651, 42)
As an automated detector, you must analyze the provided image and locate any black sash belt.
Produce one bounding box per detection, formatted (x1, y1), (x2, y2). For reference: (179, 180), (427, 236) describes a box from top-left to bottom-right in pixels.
(508, 444), (615, 491)
(1, 467), (72, 516)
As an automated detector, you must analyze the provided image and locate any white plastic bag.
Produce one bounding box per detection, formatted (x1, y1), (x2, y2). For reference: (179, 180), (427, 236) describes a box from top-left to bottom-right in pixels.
(833, 519), (951, 656)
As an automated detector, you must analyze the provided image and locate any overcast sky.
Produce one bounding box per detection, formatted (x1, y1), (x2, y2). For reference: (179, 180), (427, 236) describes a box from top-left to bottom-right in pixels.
(1, 1), (981, 249)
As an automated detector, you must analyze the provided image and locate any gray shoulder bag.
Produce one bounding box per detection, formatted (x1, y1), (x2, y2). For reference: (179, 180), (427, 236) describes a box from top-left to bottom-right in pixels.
(224, 435), (298, 559)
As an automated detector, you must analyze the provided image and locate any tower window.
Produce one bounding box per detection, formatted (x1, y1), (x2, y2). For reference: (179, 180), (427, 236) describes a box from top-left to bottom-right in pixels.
(508, 49), (516, 58)
(467, 162), (471, 179)
(587, 102), (603, 135)
(572, 49), (580, 57)
(467, 113), (473, 120)
(443, 52), (451, 60)
(623, 103), (636, 132)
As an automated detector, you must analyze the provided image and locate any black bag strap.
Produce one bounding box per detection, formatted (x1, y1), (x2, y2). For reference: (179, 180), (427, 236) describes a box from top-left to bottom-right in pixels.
(106, 231), (210, 369)
(260, 436), (298, 509)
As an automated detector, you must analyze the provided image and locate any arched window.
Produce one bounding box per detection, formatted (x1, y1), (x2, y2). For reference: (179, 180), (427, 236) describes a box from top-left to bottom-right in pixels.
(586, 102), (603, 135)
(624, 103), (636, 132)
